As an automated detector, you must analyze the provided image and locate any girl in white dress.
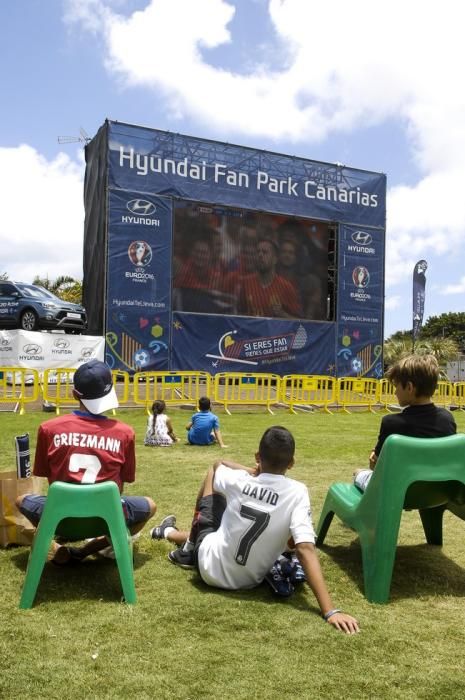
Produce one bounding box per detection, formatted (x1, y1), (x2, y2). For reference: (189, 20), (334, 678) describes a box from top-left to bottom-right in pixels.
(144, 400), (178, 446)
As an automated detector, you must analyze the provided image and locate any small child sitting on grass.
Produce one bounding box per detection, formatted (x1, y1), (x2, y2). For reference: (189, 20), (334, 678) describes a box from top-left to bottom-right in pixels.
(144, 400), (178, 446)
(186, 396), (227, 448)
(353, 354), (456, 491)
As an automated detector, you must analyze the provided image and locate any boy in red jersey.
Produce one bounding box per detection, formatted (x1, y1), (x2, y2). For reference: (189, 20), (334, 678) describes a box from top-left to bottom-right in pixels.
(17, 359), (156, 564)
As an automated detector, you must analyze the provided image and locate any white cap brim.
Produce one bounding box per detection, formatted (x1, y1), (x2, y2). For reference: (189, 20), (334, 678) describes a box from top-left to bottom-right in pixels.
(80, 386), (119, 414)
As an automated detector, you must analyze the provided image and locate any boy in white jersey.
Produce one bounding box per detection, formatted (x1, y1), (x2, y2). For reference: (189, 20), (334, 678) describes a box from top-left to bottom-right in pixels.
(152, 426), (359, 634)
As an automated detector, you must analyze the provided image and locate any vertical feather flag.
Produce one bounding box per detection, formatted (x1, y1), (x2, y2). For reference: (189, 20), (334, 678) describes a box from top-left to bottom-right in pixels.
(412, 260), (428, 341)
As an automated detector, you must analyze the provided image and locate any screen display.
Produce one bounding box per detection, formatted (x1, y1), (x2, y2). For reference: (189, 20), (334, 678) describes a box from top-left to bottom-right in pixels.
(173, 200), (330, 321)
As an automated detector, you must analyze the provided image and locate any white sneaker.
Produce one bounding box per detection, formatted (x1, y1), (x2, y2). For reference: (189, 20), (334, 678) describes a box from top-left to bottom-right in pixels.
(96, 533), (140, 559)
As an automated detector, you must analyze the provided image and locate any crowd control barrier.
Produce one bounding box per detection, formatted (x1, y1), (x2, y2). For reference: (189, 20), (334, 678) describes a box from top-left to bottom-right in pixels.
(2, 365), (461, 415)
(433, 381), (455, 408)
(453, 382), (465, 409)
(336, 377), (379, 413)
(378, 379), (397, 411)
(42, 368), (78, 414)
(42, 368), (129, 414)
(133, 371), (211, 411)
(213, 372), (280, 414)
(0, 367), (40, 414)
(281, 375), (335, 413)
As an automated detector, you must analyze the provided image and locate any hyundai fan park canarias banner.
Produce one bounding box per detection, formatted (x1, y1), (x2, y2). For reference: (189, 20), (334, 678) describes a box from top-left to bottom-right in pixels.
(83, 120), (386, 377)
(107, 122), (386, 227)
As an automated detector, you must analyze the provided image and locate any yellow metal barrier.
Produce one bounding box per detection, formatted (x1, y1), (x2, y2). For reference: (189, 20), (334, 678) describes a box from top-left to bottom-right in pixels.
(378, 378), (398, 411)
(281, 375), (335, 413)
(42, 368), (78, 414)
(133, 371), (211, 412)
(213, 372), (280, 415)
(42, 368), (130, 414)
(454, 382), (465, 409)
(432, 381), (454, 408)
(337, 377), (379, 413)
(0, 367), (40, 415)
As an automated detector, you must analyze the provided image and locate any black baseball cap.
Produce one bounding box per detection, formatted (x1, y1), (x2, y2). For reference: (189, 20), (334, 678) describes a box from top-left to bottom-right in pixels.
(73, 360), (118, 414)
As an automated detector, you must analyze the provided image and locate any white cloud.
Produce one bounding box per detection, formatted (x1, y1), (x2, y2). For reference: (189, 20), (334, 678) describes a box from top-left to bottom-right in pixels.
(62, 0), (465, 318)
(0, 145), (84, 283)
(442, 277), (465, 295)
(384, 295), (402, 311)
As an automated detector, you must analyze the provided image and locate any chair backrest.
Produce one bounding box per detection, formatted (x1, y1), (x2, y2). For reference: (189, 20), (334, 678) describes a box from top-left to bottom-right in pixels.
(44, 480), (124, 540)
(358, 434), (465, 521)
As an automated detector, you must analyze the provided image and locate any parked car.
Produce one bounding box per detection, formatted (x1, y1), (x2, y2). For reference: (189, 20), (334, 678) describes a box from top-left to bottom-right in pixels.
(0, 281), (87, 333)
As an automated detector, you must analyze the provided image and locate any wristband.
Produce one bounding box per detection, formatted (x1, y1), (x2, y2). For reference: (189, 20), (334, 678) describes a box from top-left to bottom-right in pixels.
(323, 608), (342, 621)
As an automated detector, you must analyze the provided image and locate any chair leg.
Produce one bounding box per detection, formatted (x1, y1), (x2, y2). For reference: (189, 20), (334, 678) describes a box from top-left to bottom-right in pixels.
(107, 524), (137, 604)
(315, 510), (335, 546)
(19, 519), (58, 609)
(360, 512), (403, 604)
(419, 505), (445, 545)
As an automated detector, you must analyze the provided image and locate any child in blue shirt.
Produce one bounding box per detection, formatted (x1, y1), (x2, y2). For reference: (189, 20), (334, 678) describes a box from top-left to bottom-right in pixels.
(187, 397), (227, 447)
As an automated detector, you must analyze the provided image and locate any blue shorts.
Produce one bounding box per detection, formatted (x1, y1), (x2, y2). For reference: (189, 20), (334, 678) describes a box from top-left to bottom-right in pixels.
(19, 494), (151, 528)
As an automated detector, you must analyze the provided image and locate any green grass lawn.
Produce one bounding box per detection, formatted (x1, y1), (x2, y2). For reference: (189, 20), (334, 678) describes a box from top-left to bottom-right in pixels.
(1, 407), (465, 699)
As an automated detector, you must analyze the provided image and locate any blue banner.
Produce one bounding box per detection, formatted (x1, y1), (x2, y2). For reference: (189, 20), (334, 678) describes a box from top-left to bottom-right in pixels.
(412, 260), (427, 341)
(107, 121), (386, 228)
(172, 313), (336, 375)
(336, 225), (384, 377)
(105, 191), (172, 371)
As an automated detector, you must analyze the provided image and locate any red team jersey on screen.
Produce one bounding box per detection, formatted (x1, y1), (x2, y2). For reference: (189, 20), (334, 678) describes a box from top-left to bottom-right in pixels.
(33, 413), (136, 491)
(239, 273), (302, 318)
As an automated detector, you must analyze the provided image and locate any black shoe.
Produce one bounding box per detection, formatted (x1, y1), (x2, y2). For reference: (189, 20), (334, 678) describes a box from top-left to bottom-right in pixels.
(150, 514), (177, 540)
(264, 561), (294, 597)
(281, 553), (306, 584)
(168, 548), (195, 569)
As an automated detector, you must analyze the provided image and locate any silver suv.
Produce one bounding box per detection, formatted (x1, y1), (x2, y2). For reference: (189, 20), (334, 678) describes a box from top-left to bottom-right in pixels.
(0, 281), (87, 333)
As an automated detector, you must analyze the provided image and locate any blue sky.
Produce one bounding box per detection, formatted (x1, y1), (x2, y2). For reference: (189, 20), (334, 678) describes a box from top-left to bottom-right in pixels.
(1, 0), (464, 337)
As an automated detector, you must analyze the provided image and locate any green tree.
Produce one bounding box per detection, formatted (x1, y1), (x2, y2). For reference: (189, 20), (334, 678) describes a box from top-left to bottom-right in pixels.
(383, 336), (459, 375)
(32, 275), (83, 304)
(420, 312), (465, 350)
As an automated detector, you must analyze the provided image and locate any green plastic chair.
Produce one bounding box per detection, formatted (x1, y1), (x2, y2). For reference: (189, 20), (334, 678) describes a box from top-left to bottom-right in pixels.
(316, 434), (465, 604)
(19, 481), (136, 609)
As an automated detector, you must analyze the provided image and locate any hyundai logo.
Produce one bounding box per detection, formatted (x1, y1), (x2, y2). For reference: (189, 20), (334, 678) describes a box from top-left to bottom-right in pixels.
(351, 231), (373, 246)
(53, 338), (70, 349)
(81, 347), (93, 358)
(23, 343), (42, 354)
(127, 199), (156, 216)
(0, 338), (9, 346)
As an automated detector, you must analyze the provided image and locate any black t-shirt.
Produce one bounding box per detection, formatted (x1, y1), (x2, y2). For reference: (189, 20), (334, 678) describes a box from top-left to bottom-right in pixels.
(374, 403), (456, 456)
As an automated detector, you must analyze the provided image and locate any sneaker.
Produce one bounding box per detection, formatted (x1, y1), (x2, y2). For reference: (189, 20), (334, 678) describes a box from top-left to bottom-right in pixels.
(150, 514), (177, 540)
(264, 561), (294, 597)
(96, 533), (141, 560)
(281, 552), (306, 584)
(168, 547), (195, 569)
(98, 545), (116, 560)
(289, 556), (306, 584)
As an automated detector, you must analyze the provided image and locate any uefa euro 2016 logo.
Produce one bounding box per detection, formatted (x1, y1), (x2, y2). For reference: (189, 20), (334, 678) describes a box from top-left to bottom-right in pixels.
(352, 266), (370, 288)
(128, 240), (153, 267)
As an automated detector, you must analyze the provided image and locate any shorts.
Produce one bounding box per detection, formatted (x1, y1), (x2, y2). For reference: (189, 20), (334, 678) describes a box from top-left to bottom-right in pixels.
(19, 494), (151, 528)
(192, 494), (226, 566)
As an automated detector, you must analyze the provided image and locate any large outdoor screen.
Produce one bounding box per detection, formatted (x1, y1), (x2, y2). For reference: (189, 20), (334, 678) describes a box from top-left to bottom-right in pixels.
(172, 200), (330, 321)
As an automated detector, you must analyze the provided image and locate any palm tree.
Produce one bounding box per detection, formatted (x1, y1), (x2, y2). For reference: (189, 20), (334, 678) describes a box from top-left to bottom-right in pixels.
(383, 336), (459, 376)
(32, 275), (83, 304)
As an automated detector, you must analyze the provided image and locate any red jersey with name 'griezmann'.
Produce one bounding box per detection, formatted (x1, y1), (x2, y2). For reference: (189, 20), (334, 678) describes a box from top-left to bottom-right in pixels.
(33, 413), (135, 491)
